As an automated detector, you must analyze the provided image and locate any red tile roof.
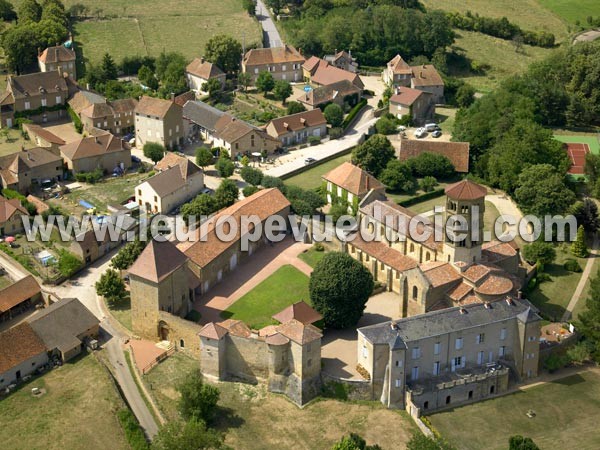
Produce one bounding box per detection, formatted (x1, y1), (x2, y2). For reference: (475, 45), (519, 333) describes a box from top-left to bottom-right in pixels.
(268, 109), (327, 137)
(410, 64), (444, 87)
(0, 196), (28, 225)
(272, 301), (322, 325)
(186, 58), (225, 79)
(135, 96), (179, 119)
(322, 162), (384, 197)
(243, 45), (304, 66)
(388, 55), (412, 75)
(445, 180), (487, 200)
(219, 319), (252, 337)
(38, 45), (76, 64)
(308, 59), (364, 89)
(276, 319), (322, 345)
(348, 233), (418, 272)
(0, 322), (47, 373)
(420, 262), (462, 288)
(398, 140), (470, 173)
(0, 275), (40, 314)
(128, 239), (188, 283)
(199, 322), (228, 340)
(389, 87), (427, 106)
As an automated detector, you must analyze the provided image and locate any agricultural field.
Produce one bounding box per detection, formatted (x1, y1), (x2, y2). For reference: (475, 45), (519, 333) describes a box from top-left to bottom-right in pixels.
(429, 369), (600, 450)
(538, 0), (600, 25)
(0, 354), (128, 450)
(13, 0), (263, 66)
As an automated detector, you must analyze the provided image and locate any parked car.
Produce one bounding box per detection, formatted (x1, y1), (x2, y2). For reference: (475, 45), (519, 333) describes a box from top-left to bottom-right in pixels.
(201, 188), (213, 195)
(304, 157), (317, 165)
(414, 128), (427, 138)
(425, 123), (438, 132)
(431, 130), (442, 138)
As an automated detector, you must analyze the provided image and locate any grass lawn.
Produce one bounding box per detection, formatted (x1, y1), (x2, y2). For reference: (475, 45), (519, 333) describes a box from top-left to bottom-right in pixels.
(106, 295), (132, 331)
(538, 0), (600, 25)
(0, 354), (128, 450)
(450, 30), (555, 93)
(428, 370), (600, 450)
(435, 107), (458, 136)
(298, 246), (326, 268)
(53, 0), (262, 65)
(0, 127), (29, 157)
(554, 134), (600, 155)
(571, 255), (598, 320)
(527, 245), (588, 321)
(221, 265), (310, 329)
(144, 352), (418, 450)
(284, 153), (352, 190)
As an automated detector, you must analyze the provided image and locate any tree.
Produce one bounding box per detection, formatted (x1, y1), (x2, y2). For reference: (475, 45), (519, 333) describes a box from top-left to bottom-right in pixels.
(0, 0), (16, 21)
(154, 52), (188, 96)
(331, 433), (382, 450)
(578, 272), (600, 361)
(101, 53), (118, 81)
(2, 23), (40, 73)
(406, 153), (455, 179)
(215, 178), (239, 207)
(204, 34), (243, 73)
(273, 80), (293, 104)
(285, 185), (325, 215)
(180, 194), (219, 224)
(240, 166), (263, 186)
(242, 185), (259, 197)
(522, 242), (556, 265)
(375, 116), (398, 135)
(406, 433), (457, 450)
(195, 147), (213, 169)
(419, 176), (438, 192)
(238, 72), (252, 92)
(455, 83), (476, 109)
(95, 268), (127, 303)
(351, 134), (395, 177)
(57, 250), (82, 278)
(138, 65), (158, 90)
(17, 0), (42, 23)
(111, 240), (146, 271)
(379, 160), (415, 192)
(508, 435), (540, 450)
(202, 78), (222, 100)
(262, 175), (285, 192)
(177, 369), (220, 422)
(152, 418), (224, 450)
(513, 164), (576, 216)
(143, 142), (165, 163)
(571, 199), (600, 233)
(287, 101), (307, 115)
(309, 252), (373, 328)
(256, 71), (275, 94)
(324, 103), (344, 128)
(241, 0), (255, 16)
(215, 157), (234, 178)
(571, 225), (589, 257)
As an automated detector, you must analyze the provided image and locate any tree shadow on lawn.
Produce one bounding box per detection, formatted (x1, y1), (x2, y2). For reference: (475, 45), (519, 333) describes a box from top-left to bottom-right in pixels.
(213, 405), (245, 432)
(527, 289), (566, 322)
(552, 373), (586, 386)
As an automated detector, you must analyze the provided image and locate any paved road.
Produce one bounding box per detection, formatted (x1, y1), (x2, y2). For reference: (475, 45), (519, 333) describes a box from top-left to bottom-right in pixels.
(255, 0), (283, 48)
(0, 251), (28, 281)
(264, 106), (377, 178)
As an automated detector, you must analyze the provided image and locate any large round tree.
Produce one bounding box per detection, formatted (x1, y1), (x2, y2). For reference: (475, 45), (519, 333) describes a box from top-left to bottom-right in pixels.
(309, 252), (373, 329)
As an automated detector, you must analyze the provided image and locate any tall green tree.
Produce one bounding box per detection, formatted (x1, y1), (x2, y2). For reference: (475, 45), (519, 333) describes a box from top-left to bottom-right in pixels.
(0, 0), (17, 21)
(215, 178), (239, 207)
(180, 194), (219, 225)
(351, 134), (395, 177)
(571, 199), (600, 234)
(571, 225), (589, 257)
(138, 65), (158, 90)
(101, 53), (118, 81)
(195, 147), (213, 169)
(95, 268), (127, 304)
(177, 370), (220, 422)
(18, 0), (42, 23)
(379, 159), (415, 192)
(331, 433), (382, 450)
(273, 80), (293, 104)
(240, 166), (263, 186)
(256, 71), (275, 94)
(143, 142), (165, 163)
(152, 419), (224, 450)
(215, 157), (234, 178)
(406, 433), (457, 450)
(57, 250), (82, 278)
(522, 242), (556, 265)
(238, 71), (252, 92)
(287, 101), (306, 115)
(324, 103), (344, 128)
(508, 435), (540, 450)
(513, 164), (576, 216)
(204, 34), (243, 73)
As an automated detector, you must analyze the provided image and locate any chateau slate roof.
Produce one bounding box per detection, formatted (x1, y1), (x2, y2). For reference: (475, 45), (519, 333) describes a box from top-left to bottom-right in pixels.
(128, 239), (188, 283)
(182, 100), (225, 131)
(322, 162), (384, 197)
(445, 180), (487, 200)
(0, 323), (47, 373)
(359, 299), (538, 347)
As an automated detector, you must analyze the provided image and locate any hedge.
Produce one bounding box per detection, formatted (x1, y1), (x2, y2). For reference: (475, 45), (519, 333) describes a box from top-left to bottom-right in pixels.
(342, 98), (368, 130)
(398, 188), (445, 207)
(116, 409), (149, 450)
(67, 106), (83, 134)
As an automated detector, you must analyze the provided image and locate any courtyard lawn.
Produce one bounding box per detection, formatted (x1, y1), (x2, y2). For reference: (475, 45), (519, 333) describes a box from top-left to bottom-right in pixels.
(144, 352), (418, 450)
(571, 255), (599, 320)
(284, 153), (352, 190)
(0, 354), (129, 450)
(221, 265), (310, 329)
(0, 127), (30, 157)
(538, 0), (600, 25)
(298, 246), (326, 268)
(553, 134), (600, 155)
(428, 370), (600, 450)
(527, 245), (588, 321)
(106, 295), (133, 332)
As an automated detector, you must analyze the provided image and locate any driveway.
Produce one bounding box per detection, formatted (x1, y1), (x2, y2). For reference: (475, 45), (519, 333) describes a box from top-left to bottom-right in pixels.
(256, 0), (283, 48)
(321, 292), (400, 379)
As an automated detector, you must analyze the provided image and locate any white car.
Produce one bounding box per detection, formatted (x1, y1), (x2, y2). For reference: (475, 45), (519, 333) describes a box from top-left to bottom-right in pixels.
(413, 128), (426, 138)
(397, 125), (406, 132)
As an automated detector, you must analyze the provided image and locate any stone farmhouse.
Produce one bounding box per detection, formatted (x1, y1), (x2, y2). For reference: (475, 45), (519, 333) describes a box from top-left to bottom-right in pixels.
(0, 275), (42, 324)
(389, 87), (435, 125)
(22, 123), (66, 155)
(397, 140), (470, 173)
(135, 95), (184, 150)
(211, 114), (279, 159)
(0, 147), (64, 193)
(60, 131), (131, 175)
(302, 56), (364, 90)
(38, 44), (77, 80)
(0, 195), (29, 235)
(0, 322), (47, 389)
(298, 79), (363, 111)
(242, 45), (305, 83)
(383, 55), (445, 103)
(135, 153), (204, 214)
(186, 57), (226, 96)
(265, 109), (328, 147)
(323, 50), (358, 73)
(357, 298), (541, 414)
(0, 71), (78, 128)
(77, 98), (138, 136)
(322, 162), (385, 213)
(182, 100), (225, 143)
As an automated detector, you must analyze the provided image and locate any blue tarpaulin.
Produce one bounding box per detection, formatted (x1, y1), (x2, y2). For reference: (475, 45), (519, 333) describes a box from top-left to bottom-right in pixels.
(79, 200), (94, 209)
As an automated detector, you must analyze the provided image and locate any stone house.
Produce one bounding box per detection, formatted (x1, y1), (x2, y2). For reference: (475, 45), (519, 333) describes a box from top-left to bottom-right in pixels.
(28, 297), (99, 362)
(383, 55), (445, 103)
(389, 87), (434, 125)
(79, 98), (138, 136)
(382, 54), (413, 88)
(135, 153), (204, 214)
(242, 45), (305, 83)
(324, 50), (358, 73)
(182, 100), (225, 143)
(322, 162), (384, 213)
(22, 124), (66, 155)
(265, 109), (328, 146)
(38, 44), (77, 80)
(0, 147), (64, 193)
(357, 299), (541, 413)
(0, 322), (48, 389)
(135, 95), (184, 150)
(0, 275), (42, 323)
(178, 188), (291, 295)
(0, 71), (76, 128)
(0, 196), (29, 236)
(212, 115), (279, 158)
(186, 58), (226, 96)
(297, 79), (362, 111)
(60, 131), (131, 175)
(302, 56), (364, 90)
(397, 140), (470, 173)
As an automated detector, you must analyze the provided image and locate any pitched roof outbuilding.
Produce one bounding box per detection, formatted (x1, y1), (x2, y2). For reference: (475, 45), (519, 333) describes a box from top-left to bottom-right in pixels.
(322, 162), (384, 197)
(0, 322), (47, 373)
(128, 239), (189, 283)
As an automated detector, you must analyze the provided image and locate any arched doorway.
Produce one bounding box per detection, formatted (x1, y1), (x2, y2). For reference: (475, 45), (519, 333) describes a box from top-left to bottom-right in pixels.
(158, 321), (170, 341)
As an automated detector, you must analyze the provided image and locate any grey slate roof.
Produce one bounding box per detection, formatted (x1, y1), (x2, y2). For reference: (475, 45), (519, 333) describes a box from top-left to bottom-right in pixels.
(358, 299), (540, 349)
(28, 298), (99, 353)
(183, 100), (225, 132)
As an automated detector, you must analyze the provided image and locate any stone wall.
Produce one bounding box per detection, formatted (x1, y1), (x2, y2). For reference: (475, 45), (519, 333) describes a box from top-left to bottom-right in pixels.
(157, 311), (203, 358)
(225, 335), (270, 382)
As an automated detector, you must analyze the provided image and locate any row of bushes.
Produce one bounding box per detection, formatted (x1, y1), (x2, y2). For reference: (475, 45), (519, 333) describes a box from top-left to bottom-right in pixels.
(74, 168), (104, 184)
(14, 103), (67, 120)
(116, 409), (149, 450)
(398, 188), (445, 207)
(342, 99), (368, 130)
(67, 106), (83, 134)
(447, 11), (555, 47)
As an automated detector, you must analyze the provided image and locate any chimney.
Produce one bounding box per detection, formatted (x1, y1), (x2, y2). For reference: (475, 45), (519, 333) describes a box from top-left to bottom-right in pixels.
(170, 92), (175, 102)
(86, 83), (90, 90)
(200, 57), (205, 64)
(517, 291), (523, 299)
(505, 297), (514, 306)
(459, 307), (467, 315)
(283, 122), (289, 130)
(300, 117), (306, 126)
(484, 302), (491, 310)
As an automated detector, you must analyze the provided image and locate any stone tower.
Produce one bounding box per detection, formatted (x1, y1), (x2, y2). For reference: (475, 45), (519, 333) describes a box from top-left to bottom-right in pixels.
(443, 180), (487, 265)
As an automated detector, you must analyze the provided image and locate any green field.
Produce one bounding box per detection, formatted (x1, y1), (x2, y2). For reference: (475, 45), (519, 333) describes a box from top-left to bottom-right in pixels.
(27, 0), (263, 65)
(284, 153), (352, 190)
(0, 354), (128, 450)
(429, 370), (600, 450)
(221, 265), (311, 329)
(298, 246), (326, 268)
(538, 0), (600, 25)
(554, 134), (600, 155)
